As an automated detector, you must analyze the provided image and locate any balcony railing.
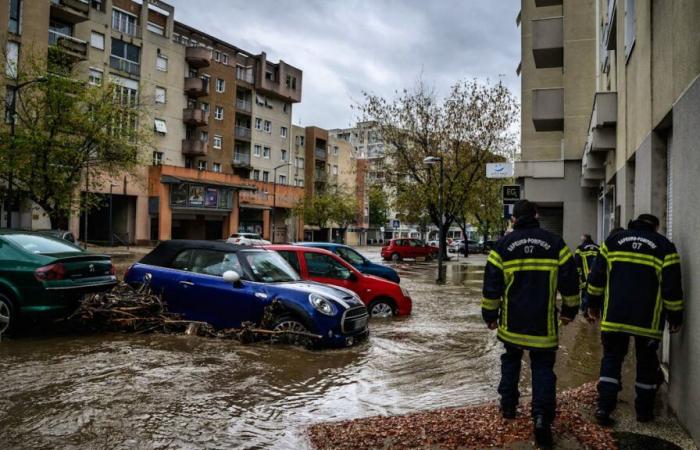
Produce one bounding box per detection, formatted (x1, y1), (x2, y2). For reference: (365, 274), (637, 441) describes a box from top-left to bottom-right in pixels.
(183, 108), (209, 126)
(314, 171), (327, 182)
(233, 151), (252, 167)
(184, 77), (208, 97)
(185, 46), (211, 69)
(532, 17), (563, 68)
(532, 88), (564, 132)
(48, 30), (88, 60)
(112, 17), (141, 38)
(50, 0), (90, 23)
(235, 126), (252, 140)
(182, 139), (208, 157)
(236, 98), (252, 113)
(110, 55), (140, 76)
(236, 71), (254, 84)
(314, 147), (327, 160)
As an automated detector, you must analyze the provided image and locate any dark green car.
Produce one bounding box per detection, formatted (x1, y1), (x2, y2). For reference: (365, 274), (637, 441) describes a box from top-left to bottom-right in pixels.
(0, 231), (117, 335)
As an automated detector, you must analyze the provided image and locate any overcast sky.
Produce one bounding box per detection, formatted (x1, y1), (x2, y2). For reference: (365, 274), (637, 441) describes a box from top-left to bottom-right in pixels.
(167, 0), (521, 130)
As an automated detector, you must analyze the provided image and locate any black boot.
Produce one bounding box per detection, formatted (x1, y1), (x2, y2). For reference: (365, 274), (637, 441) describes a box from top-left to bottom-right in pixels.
(501, 405), (516, 419)
(595, 408), (615, 427)
(636, 411), (654, 423)
(534, 415), (553, 447)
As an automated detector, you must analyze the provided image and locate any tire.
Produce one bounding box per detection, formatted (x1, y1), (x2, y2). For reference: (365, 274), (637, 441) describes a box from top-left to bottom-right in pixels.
(369, 299), (396, 318)
(0, 293), (16, 337)
(391, 253), (402, 262)
(271, 315), (312, 347)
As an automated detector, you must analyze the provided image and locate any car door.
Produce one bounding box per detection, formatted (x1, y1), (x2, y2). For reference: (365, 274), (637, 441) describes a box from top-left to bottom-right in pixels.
(301, 251), (357, 292)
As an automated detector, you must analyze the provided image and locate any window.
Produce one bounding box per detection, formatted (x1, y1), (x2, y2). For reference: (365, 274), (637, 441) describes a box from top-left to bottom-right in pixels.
(155, 86), (166, 104)
(185, 158), (193, 169)
(154, 119), (167, 134)
(213, 135), (222, 149)
(336, 247), (366, 266)
(197, 160), (207, 171)
(624, 0), (636, 61)
(200, 102), (209, 112)
(262, 171), (269, 182)
(110, 38), (140, 75)
(90, 31), (105, 50)
(263, 146), (270, 159)
(333, 146), (339, 156)
(264, 120), (271, 133)
(156, 54), (168, 71)
(253, 170), (260, 180)
(214, 50), (221, 62)
(298, 157), (304, 168)
(214, 106), (224, 120)
(112, 9), (138, 36)
(152, 151), (163, 165)
(280, 126), (288, 138)
(281, 149), (287, 161)
(215, 78), (225, 92)
(296, 179), (304, 187)
(265, 70), (273, 81)
(285, 75), (297, 90)
(296, 135), (305, 146)
(213, 163), (222, 173)
(283, 103), (289, 114)
(9, 0), (21, 34)
(5, 42), (19, 78)
(304, 253), (352, 279)
(278, 175), (287, 185)
(147, 22), (164, 36)
(88, 68), (103, 86)
(199, 131), (209, 142)
(253, 145), (261, 157)
(221, 53), (229, 64)
(255, 95), (265, 106)
(332, 165), (338, 175)
(255, 118), (263, 130)
(276, 251), (300, 273)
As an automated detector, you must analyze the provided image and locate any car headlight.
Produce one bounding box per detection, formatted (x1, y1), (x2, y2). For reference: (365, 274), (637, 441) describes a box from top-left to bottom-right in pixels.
(309, 293), (336, 316)
(400, 286), (410, 297)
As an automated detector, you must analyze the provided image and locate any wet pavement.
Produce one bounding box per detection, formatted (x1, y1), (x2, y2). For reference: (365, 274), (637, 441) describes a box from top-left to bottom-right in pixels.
(0, 247), (692, 449)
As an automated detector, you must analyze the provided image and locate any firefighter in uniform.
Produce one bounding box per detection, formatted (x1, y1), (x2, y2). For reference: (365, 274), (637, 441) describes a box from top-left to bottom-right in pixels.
(574, 234), (599, 314)
(586, 214), (684, 425)
(482, 200), (580, 447)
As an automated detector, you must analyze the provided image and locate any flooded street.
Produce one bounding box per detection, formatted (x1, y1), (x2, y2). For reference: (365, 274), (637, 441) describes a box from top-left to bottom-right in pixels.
(0, 248), (603, 449)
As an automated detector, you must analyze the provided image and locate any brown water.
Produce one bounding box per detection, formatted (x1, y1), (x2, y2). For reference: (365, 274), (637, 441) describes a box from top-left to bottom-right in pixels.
(0, 249), (602, 449)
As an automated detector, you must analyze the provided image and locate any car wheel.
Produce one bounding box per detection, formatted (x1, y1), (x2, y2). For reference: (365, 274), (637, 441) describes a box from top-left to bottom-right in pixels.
(369, 299), (395, 318)
(391, 253), (401, 262)
(0, 294), (16, 336)
(271, 315), (311, 347)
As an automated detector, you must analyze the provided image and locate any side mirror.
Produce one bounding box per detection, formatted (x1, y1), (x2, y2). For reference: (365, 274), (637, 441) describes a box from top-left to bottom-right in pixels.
(223, 270), (241, 286)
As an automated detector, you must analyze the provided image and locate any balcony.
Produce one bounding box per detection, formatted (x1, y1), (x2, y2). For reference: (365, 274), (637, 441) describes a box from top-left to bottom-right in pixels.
(48, 30), (87, 61)
(314, 171), (327, 183)
(532, 17), (563, 68)
(184, 77), (209, 98)
(235, 126), (252, 141)
(236, 71), (254, 84)
(532, 88), (564, 131)
(185, 46), (211, 69)
(183, 108), (209, 126)
(314, 147), (327, 160)
(236, 98), (252, 113)
(182, 139), (208, 157)
(110, 55), (140, 76)
(50, 0), (89, 24)
(534, 0), (563, 6)
(233, 151), (252, 168)
(590, 92), (617, 129)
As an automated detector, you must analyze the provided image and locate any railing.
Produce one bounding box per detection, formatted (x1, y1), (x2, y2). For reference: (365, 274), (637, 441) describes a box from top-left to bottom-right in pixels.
(235, 126), (252, 140)
(236, 98), (252, 112)
(110, 55), (140, 76)
(51, 0), (90, 15)
(233, 152), (251, 166)
(314, 147), (327, 160)
(314, 171), (327, 182)
(112, 16), (141, 38)
(236, 72), (254, 84)
(48, 30), (88, 58)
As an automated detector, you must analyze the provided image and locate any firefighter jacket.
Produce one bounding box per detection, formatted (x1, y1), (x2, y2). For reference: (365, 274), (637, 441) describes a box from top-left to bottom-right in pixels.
(586, 219), (684, 340)
(481, 216), (580, 350)
(575, 241), (600, 289)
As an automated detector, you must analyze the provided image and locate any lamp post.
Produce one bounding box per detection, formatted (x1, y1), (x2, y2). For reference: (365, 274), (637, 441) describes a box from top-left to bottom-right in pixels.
(271, 162), (291, 243)
(423, 155), (445, 283)
(5, 76), (48, 229)
(109, 183), (119, 246)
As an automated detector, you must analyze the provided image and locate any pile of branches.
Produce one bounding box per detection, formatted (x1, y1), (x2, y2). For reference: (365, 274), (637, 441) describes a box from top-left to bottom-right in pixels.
(66, 283), (321, 346)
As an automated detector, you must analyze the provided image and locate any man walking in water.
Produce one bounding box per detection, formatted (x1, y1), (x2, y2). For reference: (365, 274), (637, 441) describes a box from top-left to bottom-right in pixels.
(482, 200), (580, 447)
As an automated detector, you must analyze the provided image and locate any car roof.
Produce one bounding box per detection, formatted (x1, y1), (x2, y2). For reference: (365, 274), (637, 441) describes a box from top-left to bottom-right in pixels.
(0, 229), (55, 236)
(266, 244), (337, 256)
(141, 240), (248, 266)
(296, 242), (340, 248)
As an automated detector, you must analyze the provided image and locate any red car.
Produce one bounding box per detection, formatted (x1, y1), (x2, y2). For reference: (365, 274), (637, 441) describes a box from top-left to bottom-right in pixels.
(266, 245), (412, 317)
(381, 238), (439, 262)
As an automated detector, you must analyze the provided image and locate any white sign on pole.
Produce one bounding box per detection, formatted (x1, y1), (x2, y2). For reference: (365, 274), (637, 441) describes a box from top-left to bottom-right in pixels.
(486, 162), (514, 178)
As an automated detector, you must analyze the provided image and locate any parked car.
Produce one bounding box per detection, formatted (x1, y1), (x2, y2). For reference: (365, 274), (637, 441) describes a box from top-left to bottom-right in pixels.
(296, 242), (400, 283)
(380, 238), (438, 262)
(268, 245), (412, 318)
(34, 229), (77, 244)
(124, 240), (369, 348)
(427, 240), (439, 248)
(226, 233), (270, 246)
(448, 240), (464, 253)
(0, 231), (117, 335)
(455, 240), (485, 255)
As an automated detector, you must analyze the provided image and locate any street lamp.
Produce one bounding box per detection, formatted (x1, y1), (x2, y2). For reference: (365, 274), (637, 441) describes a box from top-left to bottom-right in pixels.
(271, 162), (291, 243)
(5, 76), (48, 228)
(423, 155), (445, 283)
(109, 183), (119, 246)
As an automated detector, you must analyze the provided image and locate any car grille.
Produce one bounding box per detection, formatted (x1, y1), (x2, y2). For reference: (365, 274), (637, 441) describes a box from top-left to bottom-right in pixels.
(341, 306), (369, 334)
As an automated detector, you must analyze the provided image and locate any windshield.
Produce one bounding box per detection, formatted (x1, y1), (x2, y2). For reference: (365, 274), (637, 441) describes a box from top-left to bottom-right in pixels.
(4, 234), (82, 254)
(241, 250), (301, 282)
(337, 247), (366, 265)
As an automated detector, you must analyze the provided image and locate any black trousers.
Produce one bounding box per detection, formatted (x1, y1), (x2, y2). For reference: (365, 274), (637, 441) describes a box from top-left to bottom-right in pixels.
(498, 343), (557, 423)
(597, 332), (661, 415)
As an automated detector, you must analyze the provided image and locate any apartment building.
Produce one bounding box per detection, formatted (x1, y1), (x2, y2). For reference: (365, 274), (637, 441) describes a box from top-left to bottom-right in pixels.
(516, 0), (598, 246)
(1, 0), (305, 244)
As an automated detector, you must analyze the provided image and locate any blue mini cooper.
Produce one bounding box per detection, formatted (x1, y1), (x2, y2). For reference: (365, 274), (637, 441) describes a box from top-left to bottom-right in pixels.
(124, 240), (369, 348)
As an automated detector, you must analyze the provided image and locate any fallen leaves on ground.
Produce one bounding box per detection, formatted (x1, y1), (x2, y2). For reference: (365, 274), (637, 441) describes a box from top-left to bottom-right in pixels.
(308, 382), (616, 449)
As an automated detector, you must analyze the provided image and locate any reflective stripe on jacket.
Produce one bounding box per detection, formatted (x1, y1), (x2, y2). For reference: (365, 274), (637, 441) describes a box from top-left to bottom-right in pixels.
(481, 216), (580, 350)
(586, 220), (684, 340)
(575, 242), (599, 289)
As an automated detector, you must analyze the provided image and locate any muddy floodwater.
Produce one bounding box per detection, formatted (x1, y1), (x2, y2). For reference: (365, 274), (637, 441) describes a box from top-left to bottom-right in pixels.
(0, 248), (603, 449)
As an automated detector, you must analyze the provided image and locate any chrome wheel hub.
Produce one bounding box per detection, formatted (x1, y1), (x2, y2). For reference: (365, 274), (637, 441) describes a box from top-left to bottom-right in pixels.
(371, 303), (394, 318)
(0, 301), (10, 334)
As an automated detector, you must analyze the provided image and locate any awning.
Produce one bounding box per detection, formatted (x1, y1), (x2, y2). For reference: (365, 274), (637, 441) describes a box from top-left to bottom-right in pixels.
(239, 203), (271, 211)
(160, 175), (257, 191)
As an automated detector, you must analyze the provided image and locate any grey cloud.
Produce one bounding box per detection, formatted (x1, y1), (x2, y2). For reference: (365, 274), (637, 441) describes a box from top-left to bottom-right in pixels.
(167, 0), (520, 129)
